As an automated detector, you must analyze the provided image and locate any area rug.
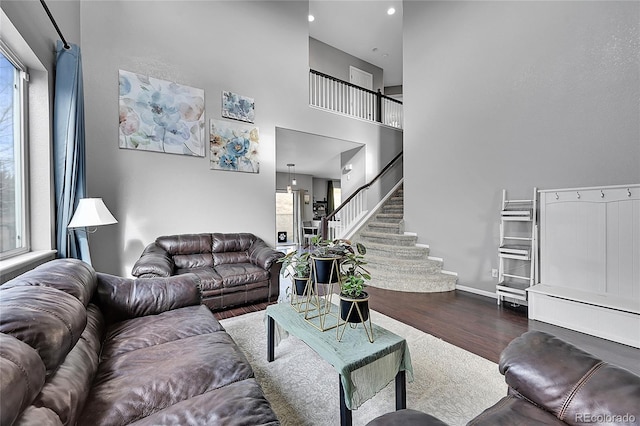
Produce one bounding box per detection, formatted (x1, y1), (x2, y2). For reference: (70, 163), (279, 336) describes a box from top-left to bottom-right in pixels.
(220, 308), (507, 426)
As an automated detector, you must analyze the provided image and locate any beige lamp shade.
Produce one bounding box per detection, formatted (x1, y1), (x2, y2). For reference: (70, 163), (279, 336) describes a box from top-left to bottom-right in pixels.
(67, 198), (118, 228)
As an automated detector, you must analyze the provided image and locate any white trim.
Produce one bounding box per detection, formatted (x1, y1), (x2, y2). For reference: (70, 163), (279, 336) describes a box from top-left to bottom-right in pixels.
(415, 243), (429, 249)
(441, 269), (457, 276)
(0, 249), (56, 275)
(427, 255), (443, 262)
(403, 231), (417, 236)
(456, 284), (497, 299)
(538, 183), (639, 193)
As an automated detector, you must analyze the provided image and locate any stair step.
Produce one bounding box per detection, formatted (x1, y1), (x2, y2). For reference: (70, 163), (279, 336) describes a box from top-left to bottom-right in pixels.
(382, 205), (403, 214)
(375, 213), (403, 223)
(386, 196), (404, 206)
(367, 221), (401, 234)
(360, 231), (416, 246)
(367, 272), (456, 293)
(366, 256), (443, 275)
(362, 242), (430, 260)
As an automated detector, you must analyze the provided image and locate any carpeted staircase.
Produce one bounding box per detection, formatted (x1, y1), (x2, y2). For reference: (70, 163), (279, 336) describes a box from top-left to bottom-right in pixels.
(353, 185), (457, 292)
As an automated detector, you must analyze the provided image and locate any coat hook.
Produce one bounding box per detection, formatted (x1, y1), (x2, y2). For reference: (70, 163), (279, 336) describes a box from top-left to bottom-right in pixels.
(628, 188), (632, 197)
(555, 193), (559, 200)
(576, 191), (580, 199)
(600, 190), (605, 198)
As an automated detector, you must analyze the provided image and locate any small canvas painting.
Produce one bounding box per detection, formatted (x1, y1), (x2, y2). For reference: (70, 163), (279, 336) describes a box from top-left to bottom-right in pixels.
(118, 70), (205, 157)
(210, 119), (259, 173)
(222, 91), (255, 123)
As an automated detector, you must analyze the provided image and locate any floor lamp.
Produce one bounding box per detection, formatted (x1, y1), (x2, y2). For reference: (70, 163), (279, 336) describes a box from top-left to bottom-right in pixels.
(67, 198), (118, 263)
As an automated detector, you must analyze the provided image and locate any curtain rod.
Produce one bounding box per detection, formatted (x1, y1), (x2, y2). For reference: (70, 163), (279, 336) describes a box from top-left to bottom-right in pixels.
(40, 0), (70, 50)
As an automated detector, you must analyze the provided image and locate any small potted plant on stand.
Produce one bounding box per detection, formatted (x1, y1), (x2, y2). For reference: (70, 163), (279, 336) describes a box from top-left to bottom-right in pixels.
(337, 241), (374, 342)
(309, 235), (349, 287)
(276, 250), (311, 311)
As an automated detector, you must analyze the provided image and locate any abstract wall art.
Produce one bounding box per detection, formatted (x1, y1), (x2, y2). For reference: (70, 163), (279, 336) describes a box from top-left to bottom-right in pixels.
(210, 119), (259, 173)
(221, 91), (255, 123)
(118, 70), (205, 157)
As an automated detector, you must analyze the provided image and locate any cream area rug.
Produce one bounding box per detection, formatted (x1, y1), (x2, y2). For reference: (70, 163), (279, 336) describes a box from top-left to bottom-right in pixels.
(220, 308), (507, 426)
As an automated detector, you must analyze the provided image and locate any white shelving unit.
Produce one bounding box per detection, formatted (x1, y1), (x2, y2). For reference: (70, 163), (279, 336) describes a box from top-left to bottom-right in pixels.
(497, 188), (537, 306)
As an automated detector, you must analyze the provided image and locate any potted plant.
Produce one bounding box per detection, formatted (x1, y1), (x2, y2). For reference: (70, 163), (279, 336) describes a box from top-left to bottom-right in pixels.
(276, 250), (310, 296)
(338, 241), (371, 323)
(309, 235), (348, 286)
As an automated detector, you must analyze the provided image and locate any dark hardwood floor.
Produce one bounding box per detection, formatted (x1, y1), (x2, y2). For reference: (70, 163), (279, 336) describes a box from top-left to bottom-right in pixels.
(214, 287), (640, 375)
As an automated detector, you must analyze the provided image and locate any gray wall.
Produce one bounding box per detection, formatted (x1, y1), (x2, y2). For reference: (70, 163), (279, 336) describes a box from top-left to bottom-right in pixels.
(404, 1), (640, 293)
(309, 37), (383, 92)
(81, 1), (401, 276)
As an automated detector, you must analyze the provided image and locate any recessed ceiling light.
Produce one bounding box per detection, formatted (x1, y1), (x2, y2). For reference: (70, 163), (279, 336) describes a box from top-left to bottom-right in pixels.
(387, 7), (396, 16)
(308, 14), (315, 22)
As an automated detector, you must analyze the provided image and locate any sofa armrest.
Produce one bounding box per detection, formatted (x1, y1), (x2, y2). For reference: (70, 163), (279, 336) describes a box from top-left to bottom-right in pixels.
(131, 242), (174, 277)
(95, 272), (201, 323)
(499, 331), (640, 425)
(248, 239), (284, 270)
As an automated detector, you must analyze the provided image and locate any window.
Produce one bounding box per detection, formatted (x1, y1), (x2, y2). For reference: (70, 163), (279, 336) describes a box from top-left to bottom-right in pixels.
(0, 43), (28, 259)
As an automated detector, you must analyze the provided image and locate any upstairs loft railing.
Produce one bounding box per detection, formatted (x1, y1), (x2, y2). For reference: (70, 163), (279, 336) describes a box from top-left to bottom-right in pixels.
(309, 69), (403, 129)
(320, 151), (403, 240)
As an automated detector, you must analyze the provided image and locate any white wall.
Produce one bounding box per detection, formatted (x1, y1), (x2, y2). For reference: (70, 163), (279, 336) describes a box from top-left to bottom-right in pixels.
(309, 37), (383, 92)
(404, 1), (640, 293)
(81, 1), (401, 276)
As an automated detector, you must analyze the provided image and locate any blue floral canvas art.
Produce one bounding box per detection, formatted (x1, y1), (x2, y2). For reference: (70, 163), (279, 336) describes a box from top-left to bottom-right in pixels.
(221, 91), (255, 123)
(210, 119), (259, 173)
(118, 70), (205, 157)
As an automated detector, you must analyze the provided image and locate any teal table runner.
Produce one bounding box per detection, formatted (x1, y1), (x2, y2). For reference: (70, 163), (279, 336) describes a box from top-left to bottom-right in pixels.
(266, 303), (414, 410)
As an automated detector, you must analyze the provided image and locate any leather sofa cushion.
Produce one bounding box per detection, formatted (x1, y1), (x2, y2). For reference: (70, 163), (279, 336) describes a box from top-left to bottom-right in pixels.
(215, 263), (270, 288)
(95, 273), (201, 323)
(157, 233), (213, 256)
(80, 331), (255, 426)
(176, 268), (222, 291)
(174, 253), (213, 269)
(468, 395), (565, 425)
(0, 333), (46, 426)
(212, 232), (255, 253)
(101, 305), (223, 359)
(131, 378), (279, 426)
(499, 331), (640, 426)
(0, 258), (96, 306)
(0, 285), (87, 376)
(213, 250), (250, 266)
(29, 304), (105, 425)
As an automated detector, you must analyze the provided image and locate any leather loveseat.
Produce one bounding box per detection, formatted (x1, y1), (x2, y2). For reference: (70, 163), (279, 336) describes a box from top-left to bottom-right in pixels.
(367, 330), (640, 426)
(132, 233), (284, 312)
(0, 258), (279, 426)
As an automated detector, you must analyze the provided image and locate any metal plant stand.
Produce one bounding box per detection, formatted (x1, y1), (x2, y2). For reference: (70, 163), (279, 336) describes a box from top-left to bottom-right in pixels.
(337, 295), (374, 343)
(304, 256), (341, 331)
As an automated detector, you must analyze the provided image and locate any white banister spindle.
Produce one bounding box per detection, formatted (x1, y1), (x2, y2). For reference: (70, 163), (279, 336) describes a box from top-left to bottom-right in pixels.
(309, 71), (402, 129)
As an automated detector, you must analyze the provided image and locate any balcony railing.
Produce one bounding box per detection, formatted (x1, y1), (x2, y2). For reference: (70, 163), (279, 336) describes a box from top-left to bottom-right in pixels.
(309, 69), (403, 129)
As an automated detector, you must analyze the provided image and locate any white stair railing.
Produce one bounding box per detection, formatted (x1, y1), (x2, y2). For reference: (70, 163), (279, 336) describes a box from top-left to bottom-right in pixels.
(321, 152), (403, 240)
(309, 69), (403, 129)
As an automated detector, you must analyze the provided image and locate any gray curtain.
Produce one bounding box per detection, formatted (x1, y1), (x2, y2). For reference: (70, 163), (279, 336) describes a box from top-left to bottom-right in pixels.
(53, 41), (90, 262)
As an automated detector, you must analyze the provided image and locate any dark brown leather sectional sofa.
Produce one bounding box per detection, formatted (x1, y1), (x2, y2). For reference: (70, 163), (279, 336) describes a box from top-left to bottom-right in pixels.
(368, 330), (640, 425)
(469, 330), (640, 425)
(132, 233), (284, 312)
(0, 258), (279, 426)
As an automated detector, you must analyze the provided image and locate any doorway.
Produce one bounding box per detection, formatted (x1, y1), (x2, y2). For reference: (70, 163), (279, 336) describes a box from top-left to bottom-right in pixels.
(275, 190), (301, 247)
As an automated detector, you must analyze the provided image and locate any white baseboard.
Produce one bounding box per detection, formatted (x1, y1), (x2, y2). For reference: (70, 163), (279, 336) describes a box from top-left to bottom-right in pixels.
(456, 284), (497, 299)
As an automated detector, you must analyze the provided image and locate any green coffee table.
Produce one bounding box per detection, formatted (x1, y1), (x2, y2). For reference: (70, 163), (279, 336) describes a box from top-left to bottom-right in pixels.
(266, 303), (413, 426)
